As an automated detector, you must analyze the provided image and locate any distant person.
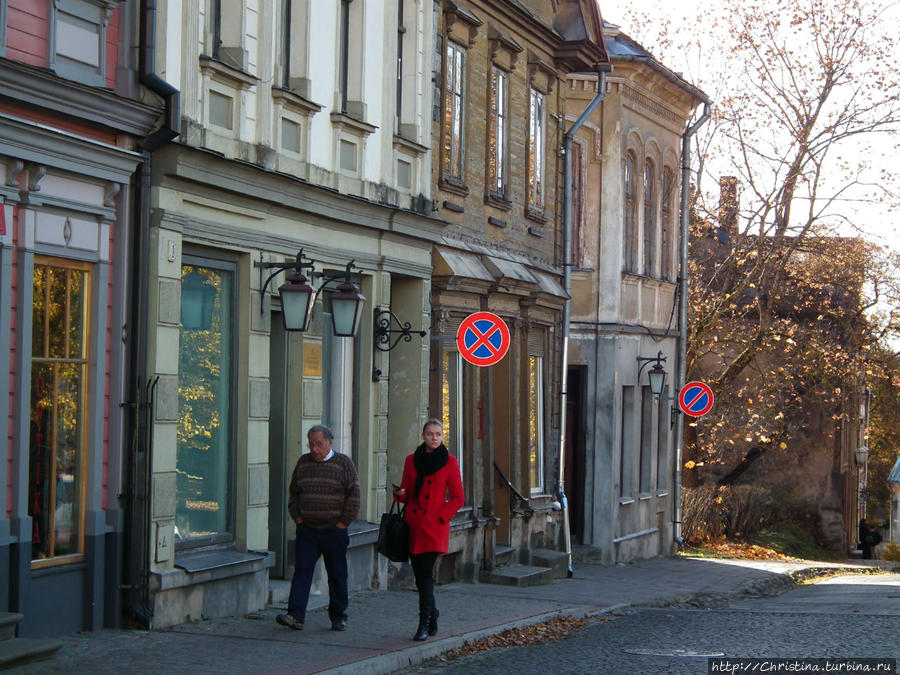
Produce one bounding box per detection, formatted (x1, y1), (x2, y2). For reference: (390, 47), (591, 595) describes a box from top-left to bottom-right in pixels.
(859, 518), (882, 560)
(393, 419), (464, 641)
(277, 425), (360, 632)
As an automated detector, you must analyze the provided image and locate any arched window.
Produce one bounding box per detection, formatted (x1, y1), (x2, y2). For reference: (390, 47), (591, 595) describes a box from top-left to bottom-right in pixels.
(643, 160), (655, 276)
(623, 153), (637, 272)
(661, 168), (675, 281)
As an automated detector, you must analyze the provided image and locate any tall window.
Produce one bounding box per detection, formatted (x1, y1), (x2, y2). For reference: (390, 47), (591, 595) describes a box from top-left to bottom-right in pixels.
(339, 0), (351, 113)
(396, 0), (405, 132)
(572, 142), (584, 266)
(29, 258), (92, 563)
(620, 386), (634, 498)
(623, 153), (636, 272)
(639, 386), (653, 494)
(441, 351), (464, 482)
(528, 89), (546, 210)
(528, 356), (545, 495)
(643, 161), (655, 276)
(661, 168), (674, 281)
(657, 391), (669, 491)
(487, 67), (509, 198)
(442, 41), (465, 181)
(51, 0), (111, 86)
(177, 259), (235, 543)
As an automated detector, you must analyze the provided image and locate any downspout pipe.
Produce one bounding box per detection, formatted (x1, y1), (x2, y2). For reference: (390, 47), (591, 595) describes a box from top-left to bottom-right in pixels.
(673, 100), (710, 547)
(558, 63), (612, 576)
(139, 0), (180, 152)
(123, 0), (180, 628)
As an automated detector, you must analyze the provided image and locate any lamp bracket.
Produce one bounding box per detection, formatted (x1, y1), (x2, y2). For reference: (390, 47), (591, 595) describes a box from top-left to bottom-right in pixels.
(636, 350), (667, 379)
(374, 309), (427, 352)
(254, 249), (315, 311)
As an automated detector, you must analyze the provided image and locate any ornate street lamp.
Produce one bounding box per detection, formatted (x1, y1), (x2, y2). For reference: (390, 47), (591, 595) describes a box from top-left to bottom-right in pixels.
(637, 351), (668, 396)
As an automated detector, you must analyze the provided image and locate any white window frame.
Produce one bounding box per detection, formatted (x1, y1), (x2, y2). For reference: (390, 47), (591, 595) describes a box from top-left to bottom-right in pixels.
(527, 88), (546, 211)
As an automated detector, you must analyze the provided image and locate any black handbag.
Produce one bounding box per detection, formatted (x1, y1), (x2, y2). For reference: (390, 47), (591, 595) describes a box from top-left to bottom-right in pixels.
(377, 500), (409, 563)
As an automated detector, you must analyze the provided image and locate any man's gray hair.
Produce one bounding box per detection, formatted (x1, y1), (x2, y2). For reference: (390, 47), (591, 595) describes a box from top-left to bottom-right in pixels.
(307, 424), (334, 440)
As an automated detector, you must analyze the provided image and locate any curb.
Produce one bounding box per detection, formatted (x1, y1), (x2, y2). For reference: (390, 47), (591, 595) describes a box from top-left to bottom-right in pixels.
(313, 603), (629, 675)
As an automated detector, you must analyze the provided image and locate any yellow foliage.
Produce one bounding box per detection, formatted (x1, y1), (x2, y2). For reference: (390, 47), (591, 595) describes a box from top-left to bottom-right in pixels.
(684, 460), (696, 469)
(882, 541), (900, 562)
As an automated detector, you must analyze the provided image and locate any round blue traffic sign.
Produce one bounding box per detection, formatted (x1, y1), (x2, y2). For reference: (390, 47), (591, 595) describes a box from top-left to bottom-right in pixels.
(456, 312), (510, 367)
(678, 381), (714, 417)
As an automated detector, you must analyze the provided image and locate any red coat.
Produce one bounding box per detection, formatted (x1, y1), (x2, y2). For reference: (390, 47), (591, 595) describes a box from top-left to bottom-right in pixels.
(396, 453), (464, 555)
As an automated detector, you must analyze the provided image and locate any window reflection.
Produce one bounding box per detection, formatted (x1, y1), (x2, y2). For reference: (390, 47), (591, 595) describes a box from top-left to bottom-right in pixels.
(441, 351), (463, 481)
(29, 260), (90, 561)
(528, 356), (544, 494)
(177, 264), (233, 541)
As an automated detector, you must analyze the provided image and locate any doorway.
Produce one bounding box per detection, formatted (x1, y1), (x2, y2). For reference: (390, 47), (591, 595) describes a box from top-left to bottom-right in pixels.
(564, 366), (586, 544)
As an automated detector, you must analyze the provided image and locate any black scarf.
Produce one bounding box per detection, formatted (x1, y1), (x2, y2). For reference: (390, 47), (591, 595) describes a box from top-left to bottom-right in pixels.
(412, 442), (449, 503)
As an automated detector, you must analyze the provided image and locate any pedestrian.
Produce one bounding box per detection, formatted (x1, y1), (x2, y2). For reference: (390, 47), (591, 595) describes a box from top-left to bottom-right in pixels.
(859, 518), (882, 560)
(277, 424), (360, 632)
(392, 419), (465, 641)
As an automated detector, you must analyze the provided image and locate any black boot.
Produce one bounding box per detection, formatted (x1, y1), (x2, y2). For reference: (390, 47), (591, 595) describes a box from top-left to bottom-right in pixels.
(412, 612), (429, 641)
(428, 607), (439, 636)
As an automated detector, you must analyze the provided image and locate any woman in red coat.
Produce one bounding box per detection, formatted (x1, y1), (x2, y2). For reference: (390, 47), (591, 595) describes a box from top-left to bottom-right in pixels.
(393, 419), (464, 641)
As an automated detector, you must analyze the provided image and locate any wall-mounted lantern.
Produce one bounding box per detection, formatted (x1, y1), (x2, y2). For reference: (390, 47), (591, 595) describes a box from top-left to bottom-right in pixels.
(637, 351), (668, 396)
(255, 249), (365, 336)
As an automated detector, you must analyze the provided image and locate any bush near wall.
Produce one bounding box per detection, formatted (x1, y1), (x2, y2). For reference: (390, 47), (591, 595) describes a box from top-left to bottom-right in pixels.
(681, 486), (770, 543)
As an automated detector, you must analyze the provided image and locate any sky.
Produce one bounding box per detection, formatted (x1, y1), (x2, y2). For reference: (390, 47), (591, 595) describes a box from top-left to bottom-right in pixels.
(600, 0), (900, 255)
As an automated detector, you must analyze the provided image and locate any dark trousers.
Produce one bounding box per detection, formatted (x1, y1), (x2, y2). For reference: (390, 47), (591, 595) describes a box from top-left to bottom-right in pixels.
(288, 524), (350, 623)
(410, 551), (440, 617)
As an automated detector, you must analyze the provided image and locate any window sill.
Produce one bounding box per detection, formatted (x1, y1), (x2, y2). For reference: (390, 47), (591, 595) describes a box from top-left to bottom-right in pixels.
(525, 204), (548, 224)
(485, 191), (512, 211)
(31, 553), (86, 571)
(439, 177), (470, 198)
(271, 87), (323, 117)
(199, 55), (258, 88)
(619, 497), (635, 505)
(152, 549), (274, 592)
(330, 112), (377, 137)
(393, 134), (429, 156)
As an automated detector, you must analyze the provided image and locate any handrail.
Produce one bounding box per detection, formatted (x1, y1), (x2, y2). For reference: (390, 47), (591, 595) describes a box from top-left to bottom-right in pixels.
(493, 462), (534, 516)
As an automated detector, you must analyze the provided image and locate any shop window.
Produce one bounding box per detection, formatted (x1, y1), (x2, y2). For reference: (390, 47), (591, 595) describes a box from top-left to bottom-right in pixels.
(487, 67), (508, 201)
(29, 257), (92, 564)
(527, 88), (545, 214)
(176, 259), (235, 544)
(527, 355), (544, 495)
(441, 350), (464, 483)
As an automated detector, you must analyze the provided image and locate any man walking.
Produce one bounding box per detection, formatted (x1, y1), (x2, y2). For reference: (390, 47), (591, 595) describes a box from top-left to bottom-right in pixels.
(277, 424), (360, 631)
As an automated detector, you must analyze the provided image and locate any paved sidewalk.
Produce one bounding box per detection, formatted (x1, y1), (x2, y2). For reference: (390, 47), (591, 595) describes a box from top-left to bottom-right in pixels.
(10, 556), (892, 675)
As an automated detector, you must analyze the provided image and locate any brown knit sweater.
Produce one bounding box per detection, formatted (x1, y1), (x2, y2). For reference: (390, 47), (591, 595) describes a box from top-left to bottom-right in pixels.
(288, 452), (360, 528)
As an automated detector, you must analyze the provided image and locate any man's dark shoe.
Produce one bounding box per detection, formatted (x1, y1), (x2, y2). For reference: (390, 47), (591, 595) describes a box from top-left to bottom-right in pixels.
(276, 614), (304, 630)
(331, 619), (347, 631)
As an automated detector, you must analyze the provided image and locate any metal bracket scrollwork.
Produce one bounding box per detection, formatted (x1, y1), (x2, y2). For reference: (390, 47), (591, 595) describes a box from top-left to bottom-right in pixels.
(373, 309), (427, 352)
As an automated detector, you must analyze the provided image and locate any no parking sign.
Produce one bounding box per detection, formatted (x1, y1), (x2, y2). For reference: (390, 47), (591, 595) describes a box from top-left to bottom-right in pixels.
(456, 312), (510, 367)
(678, 381), (714, 417)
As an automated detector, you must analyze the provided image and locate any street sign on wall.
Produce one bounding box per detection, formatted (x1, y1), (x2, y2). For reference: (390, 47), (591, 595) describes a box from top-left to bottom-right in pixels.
(678, 381), (714, 417)
(456, 312), (510, 367)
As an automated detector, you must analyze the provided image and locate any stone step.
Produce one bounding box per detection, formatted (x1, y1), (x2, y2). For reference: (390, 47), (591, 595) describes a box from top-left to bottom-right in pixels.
(482, 564), (553, 587)
(571, 544), (606, 565)
(531, 548), (571, 578)
(0, 614), (22, 642)
(0, 637), (63, 670)
(494, 545), (517, 567)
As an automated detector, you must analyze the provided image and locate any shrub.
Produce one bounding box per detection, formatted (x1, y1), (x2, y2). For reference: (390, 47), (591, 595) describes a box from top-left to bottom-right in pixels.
(681, 485), (770, 544)
(882, 540), (900, 562)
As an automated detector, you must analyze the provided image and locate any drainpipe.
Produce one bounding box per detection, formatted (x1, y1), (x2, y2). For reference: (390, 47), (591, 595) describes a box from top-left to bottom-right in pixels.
(123, 0), (180, 628)
(558, 63), (612, 577)
(673, 101), (710, 547)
